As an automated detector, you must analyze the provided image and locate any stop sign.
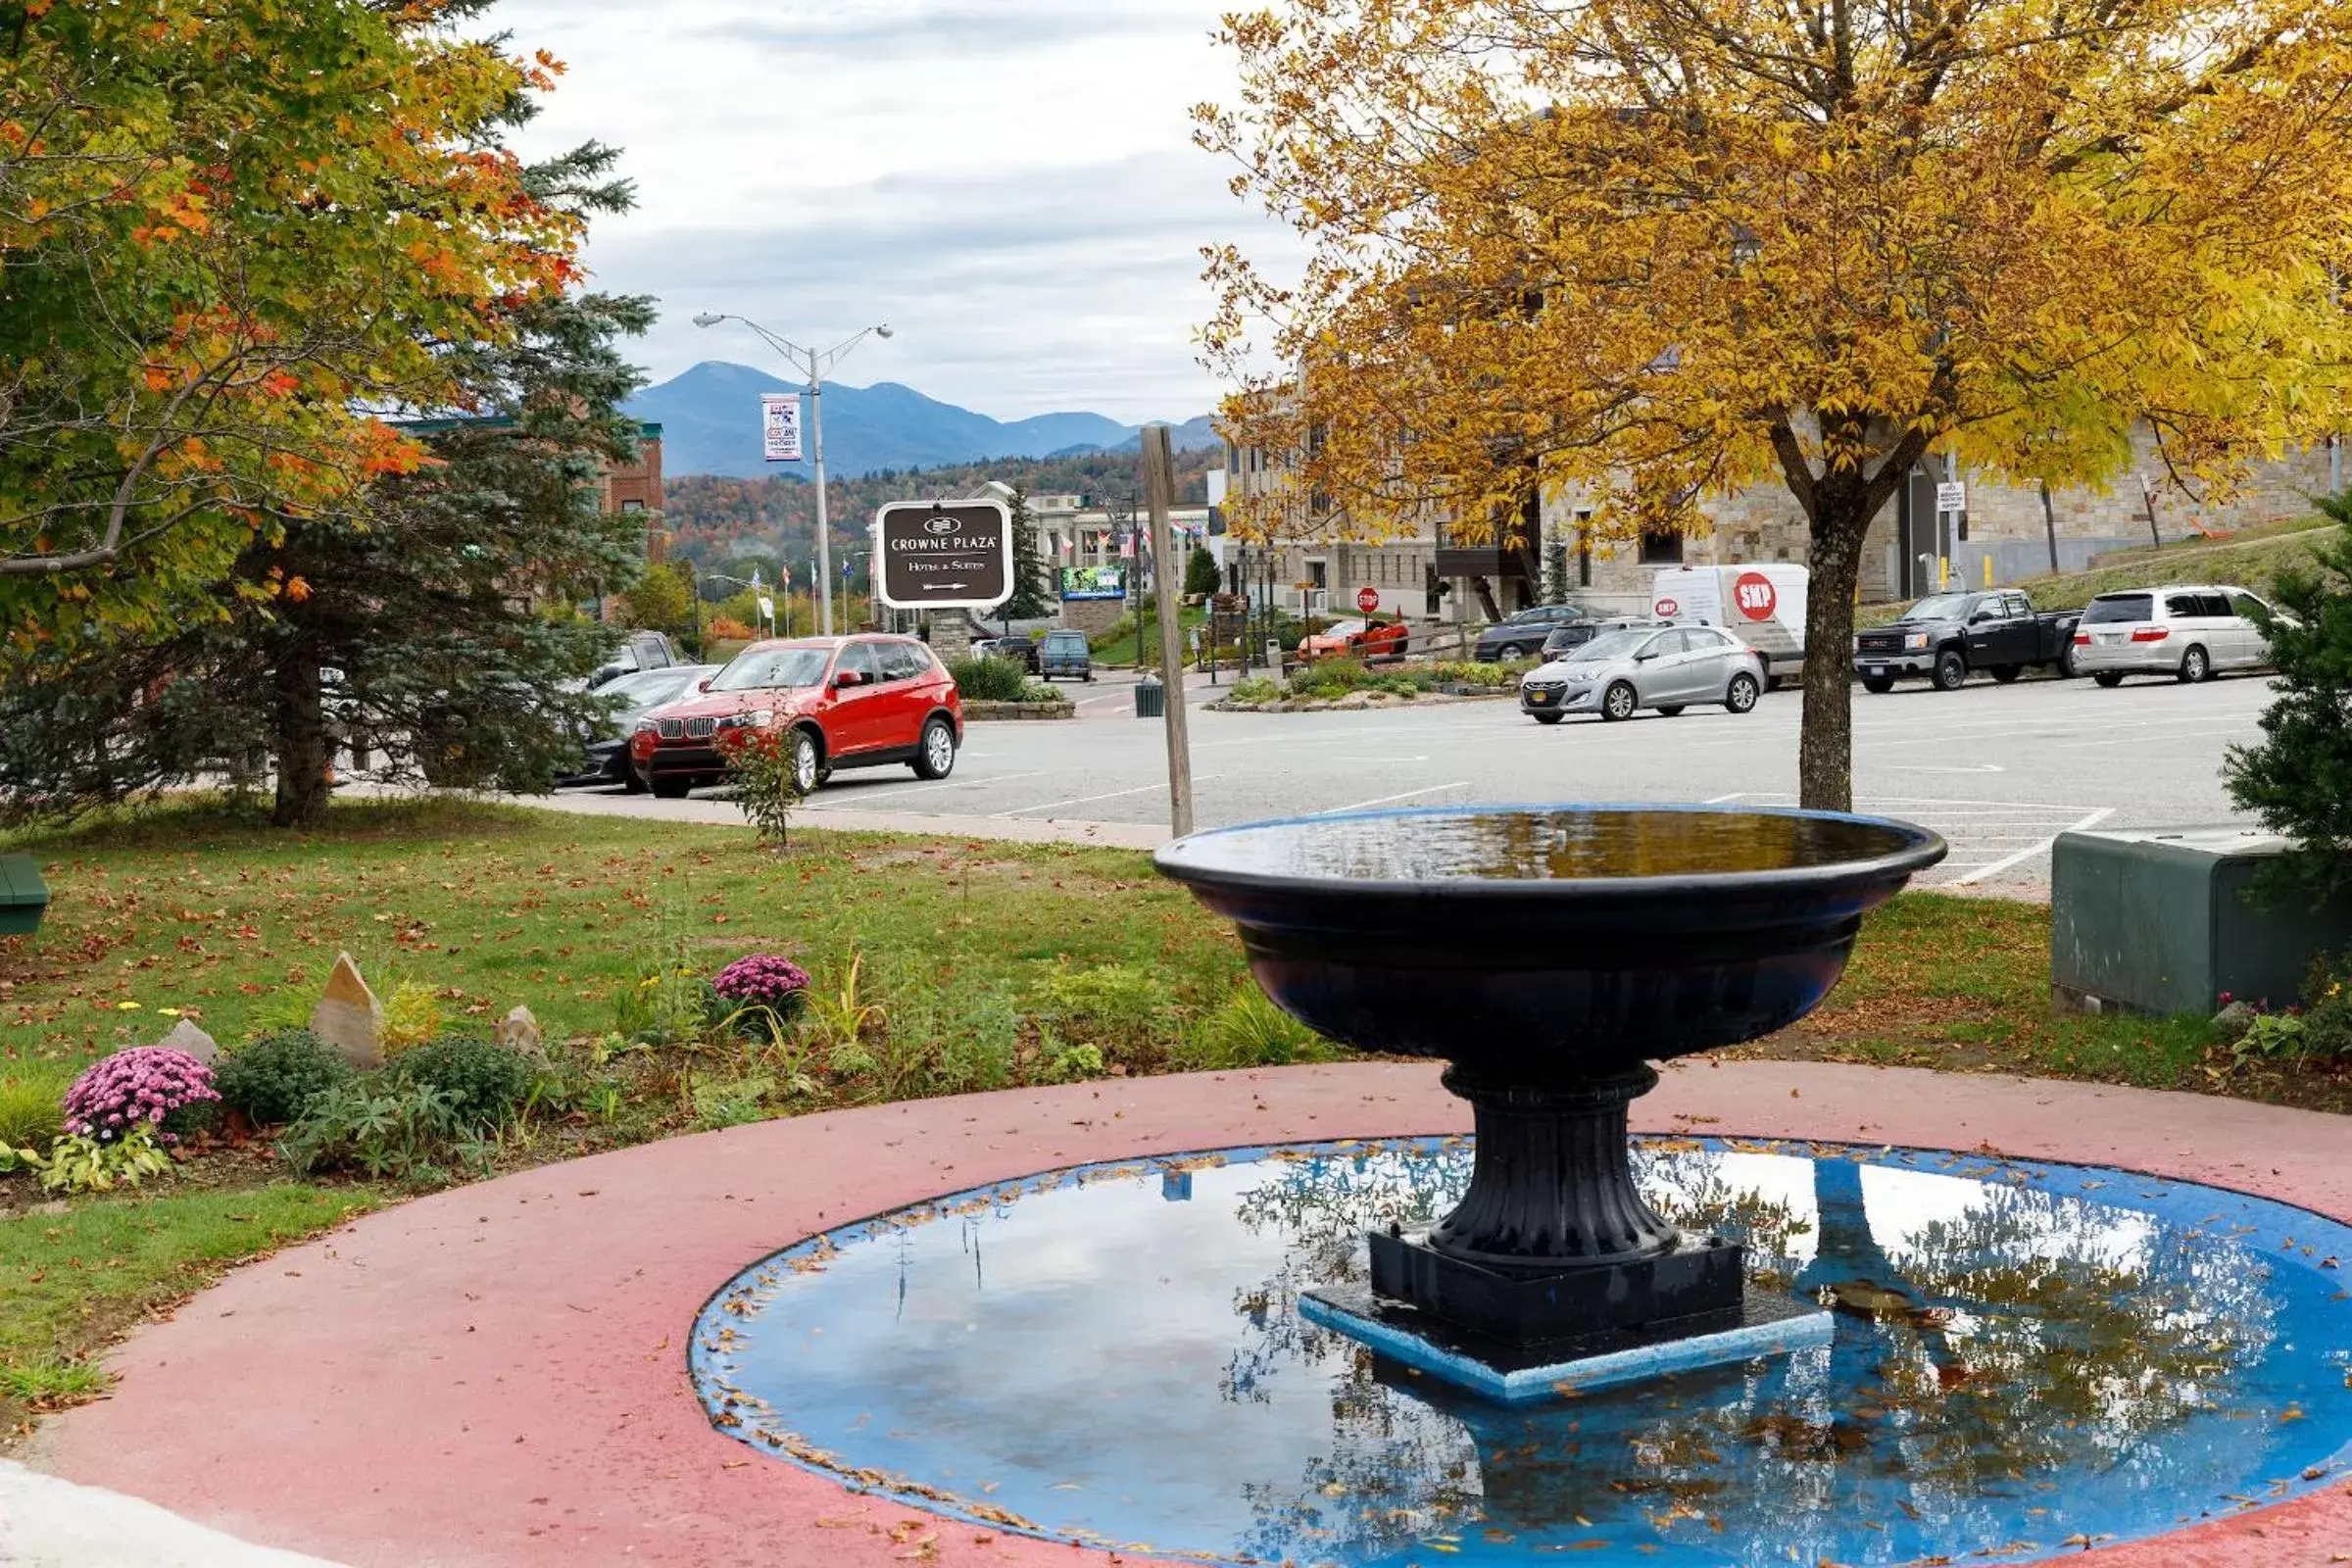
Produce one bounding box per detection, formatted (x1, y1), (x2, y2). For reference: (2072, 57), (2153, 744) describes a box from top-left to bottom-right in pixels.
(1733, 571), (1778, 621)
(1356, 586), (1381, 613)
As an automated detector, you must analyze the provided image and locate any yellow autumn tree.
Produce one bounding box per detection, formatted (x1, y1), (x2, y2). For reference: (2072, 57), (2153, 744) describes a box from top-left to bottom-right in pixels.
(1199, 0), (2352, 807)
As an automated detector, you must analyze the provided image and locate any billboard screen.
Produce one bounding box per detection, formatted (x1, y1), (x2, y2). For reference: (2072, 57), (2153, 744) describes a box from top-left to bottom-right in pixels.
(1059, 565), (1127, 602)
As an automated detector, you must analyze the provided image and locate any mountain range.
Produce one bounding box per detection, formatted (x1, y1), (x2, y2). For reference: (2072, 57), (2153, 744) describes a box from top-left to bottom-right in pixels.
(623, 361), (1221, 479)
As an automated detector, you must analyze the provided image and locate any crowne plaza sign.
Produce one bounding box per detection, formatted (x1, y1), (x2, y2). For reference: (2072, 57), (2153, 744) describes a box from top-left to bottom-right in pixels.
(873, 500), (1012, 611)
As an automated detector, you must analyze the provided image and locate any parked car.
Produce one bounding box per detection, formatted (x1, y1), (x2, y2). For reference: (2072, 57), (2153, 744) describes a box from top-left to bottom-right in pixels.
(2071, 585), (2280, 686)
(1298, 616), (1411, 662)
(969, 635), (1041, 674)
(627, 635), (961, 798)
(1475, 603), (1591, 662)
(1038, 629), (1095, 682)
(587, 630), (681, 691)
(557, 664), (717, 791)
(1519, 625), (1765, 723)
(1851, 590), (2082, 692)
(1540, 615), (1667, 661)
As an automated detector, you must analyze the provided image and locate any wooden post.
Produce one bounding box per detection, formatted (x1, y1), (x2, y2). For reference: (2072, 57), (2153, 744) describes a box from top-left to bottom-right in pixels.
(1142, 425), (1196, 838)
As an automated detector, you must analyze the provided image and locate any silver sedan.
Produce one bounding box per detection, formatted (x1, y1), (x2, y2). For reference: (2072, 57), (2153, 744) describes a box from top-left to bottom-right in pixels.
(1519, 625), (1766, 724)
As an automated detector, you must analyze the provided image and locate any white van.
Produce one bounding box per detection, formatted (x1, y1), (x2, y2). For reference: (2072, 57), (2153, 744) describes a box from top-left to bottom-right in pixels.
(1650, 564), (1809, 685)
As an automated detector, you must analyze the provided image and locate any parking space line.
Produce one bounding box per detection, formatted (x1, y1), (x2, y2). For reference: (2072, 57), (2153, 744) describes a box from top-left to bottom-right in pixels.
(801, 769), (1050, 811)
(1947, 808), (2114, 887)
(1312, 782), (1473, 814)
(991, 774), (1224, 818)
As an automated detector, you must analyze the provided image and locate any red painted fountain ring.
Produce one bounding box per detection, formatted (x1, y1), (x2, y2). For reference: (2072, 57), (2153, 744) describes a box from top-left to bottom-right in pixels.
(32, 1061), (2352, 1568)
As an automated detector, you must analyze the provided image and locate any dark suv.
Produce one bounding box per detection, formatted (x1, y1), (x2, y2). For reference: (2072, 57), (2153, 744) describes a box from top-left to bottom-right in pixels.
(1475, 604), (1591, 662)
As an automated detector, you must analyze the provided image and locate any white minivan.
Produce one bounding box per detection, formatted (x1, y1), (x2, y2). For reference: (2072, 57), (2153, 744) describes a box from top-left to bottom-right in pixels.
(2070, 584), (2278, 685)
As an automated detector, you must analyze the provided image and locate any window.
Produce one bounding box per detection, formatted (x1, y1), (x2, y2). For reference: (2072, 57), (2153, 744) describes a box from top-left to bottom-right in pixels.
(1639, 529), (1684, 565)
(2230, 591), (2272, 621)
(1642, 630), (1687, 657)
(878, 641), (930, 681)
(2165, 594), (2206, 618)
(2197, 592), (2233, 618)
(2005, 593), (2032, 617)
(839, 642), (883, 682)
(620, 499), (645, 513)
(1308, 560), (1328, 590)
(1576, 510), (1593, 588)
(2082, 594), (2153, 625)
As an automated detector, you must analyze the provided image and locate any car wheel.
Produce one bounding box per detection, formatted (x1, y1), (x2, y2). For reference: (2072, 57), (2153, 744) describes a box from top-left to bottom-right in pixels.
(912, 716), (957, 780)
(1861, 676), (1896, 694)
(1532, 711), (1565, 725)
(1725, 672), (1761, 714)
(1932, 649), (1969, 691)
(789, 728), (823, 795)
(2180, 645), (2211, 683)
(652, 776), (692, 800)
(1656, 705), (1687, 717)
(622, 770), (647, 796)
(2093, 671), (2125, 688)
(2060, 643), (2082, 679)
(1500, 643), (1529, 661)
(1601, 681), (1638, 722)
(1990, 663), (2023, 684)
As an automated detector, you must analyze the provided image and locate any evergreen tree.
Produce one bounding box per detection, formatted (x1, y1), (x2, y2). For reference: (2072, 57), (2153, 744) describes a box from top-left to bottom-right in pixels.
(1185, 543), (1222, 597)
(2225, 495), (2352, 899)
(1003, 484), (1054, 619)
(0, 143), (657, 828)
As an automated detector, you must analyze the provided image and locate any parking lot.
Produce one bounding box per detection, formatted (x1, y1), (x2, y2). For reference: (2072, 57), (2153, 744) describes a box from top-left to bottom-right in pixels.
(543, 667), (2272, 899)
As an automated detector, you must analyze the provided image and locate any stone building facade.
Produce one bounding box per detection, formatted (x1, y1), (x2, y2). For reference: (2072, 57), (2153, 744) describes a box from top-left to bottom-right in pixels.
(1227, 425), (2331, 620)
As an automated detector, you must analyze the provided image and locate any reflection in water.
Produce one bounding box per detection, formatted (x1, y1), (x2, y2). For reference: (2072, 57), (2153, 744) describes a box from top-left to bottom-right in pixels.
(1156, 807), (1933, 885)
(691, 1142), (2352, 1568)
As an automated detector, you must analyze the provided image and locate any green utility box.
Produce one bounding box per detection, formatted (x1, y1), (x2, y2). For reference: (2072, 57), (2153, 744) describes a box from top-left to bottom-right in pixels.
(2051, 825), (2352, 1015)
(0, 853), (50, 937)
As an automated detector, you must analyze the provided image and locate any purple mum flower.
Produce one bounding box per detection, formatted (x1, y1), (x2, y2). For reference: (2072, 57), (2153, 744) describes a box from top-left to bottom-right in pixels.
(63, 1046), (220, 1146)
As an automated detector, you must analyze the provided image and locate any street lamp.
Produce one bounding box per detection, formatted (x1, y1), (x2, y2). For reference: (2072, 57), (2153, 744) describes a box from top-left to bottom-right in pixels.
(692, 311), (893, 636)
(702, 570), (775, 637)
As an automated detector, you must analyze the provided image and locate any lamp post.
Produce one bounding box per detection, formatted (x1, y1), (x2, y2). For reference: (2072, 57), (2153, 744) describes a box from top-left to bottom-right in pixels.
(691, 312), (893, 636)
(702, 572), (770, 638)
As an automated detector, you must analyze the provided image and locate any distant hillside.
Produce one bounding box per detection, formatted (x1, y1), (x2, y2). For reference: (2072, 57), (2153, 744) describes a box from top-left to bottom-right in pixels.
(662, 447), (1221, 576)
(627, 361), (1221, 478)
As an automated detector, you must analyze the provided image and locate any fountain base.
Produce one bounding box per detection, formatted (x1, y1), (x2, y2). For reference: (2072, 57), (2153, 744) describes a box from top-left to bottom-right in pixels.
(1301, 1282), (1833, 1404)
(1367, 1226), (1744, 1346)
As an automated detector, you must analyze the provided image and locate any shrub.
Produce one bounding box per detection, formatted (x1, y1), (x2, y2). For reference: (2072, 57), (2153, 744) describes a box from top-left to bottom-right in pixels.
(2295, 952), (2352, 1059)
(0, 1069), (70, 1155)
(715, 725), (801, 849)
(947, 653), (1034, 702)
(613, 949), (715, 1050)
(706, 614), (757, 641)
(380, 981), (446, 1054)
(384, 1035), (536, 1130)
(214, 1029), (355, 1127)
(2225, 491), (2352, 899)
(1037, 963), (1178, 1069)
(0, 1125), (172, 1194)
(63, 1047), (219, 1146)
(1289, 657), (1368, 697)
(689, 1072), (776, 1131)
(279, 1079), (487, 1180)
(1184, 987), (1343, 1070)
(1229, 676), (1281, 706)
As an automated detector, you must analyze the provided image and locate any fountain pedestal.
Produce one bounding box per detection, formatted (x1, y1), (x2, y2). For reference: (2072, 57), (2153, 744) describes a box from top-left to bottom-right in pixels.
(1155, 805), (1946, 1401)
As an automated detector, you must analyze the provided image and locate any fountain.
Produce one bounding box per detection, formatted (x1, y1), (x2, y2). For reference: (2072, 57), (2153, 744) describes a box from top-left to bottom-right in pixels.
(1152, 804), (1947, 1397)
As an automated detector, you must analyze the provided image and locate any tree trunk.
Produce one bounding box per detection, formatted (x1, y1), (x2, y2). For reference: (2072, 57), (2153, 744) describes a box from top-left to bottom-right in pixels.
(270, 651), (331, 827)
(1798, 498), (1875, 813)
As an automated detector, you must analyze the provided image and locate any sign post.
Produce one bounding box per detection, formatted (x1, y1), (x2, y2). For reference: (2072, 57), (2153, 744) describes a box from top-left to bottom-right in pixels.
(1142, 426), (1195, 838)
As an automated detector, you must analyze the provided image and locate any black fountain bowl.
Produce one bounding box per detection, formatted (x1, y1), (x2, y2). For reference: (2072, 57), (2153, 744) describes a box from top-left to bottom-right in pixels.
(1154, 806), (1947, 1075)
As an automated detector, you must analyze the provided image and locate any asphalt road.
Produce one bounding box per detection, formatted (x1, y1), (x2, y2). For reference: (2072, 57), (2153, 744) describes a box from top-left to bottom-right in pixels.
(542, 664), (2272, 899)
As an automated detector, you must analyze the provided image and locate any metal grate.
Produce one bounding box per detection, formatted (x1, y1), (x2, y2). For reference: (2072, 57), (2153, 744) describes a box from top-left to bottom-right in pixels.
(685, 716), (716, 740)
(656, 718), (683, 740)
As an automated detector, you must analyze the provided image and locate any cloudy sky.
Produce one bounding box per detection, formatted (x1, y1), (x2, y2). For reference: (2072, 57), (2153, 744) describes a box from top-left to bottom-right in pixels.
(493, 0), (1297, 422)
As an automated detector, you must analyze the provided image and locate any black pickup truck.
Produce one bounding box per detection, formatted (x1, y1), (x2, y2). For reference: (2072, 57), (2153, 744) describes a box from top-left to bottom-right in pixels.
(1852, 589), (2082, 692)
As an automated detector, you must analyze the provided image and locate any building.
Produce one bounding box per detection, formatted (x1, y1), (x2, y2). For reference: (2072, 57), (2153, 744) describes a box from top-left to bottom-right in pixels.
(1226, 422), (2330, 621)
(604, 421), (665, 560)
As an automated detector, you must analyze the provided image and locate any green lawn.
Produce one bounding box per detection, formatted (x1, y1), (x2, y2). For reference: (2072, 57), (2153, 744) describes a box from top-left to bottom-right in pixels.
(1861, 515), (2328, 623)
(0, 796), (2340, 1442)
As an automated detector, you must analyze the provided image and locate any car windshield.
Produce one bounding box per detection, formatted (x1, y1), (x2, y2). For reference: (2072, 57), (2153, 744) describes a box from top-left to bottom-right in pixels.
(1047, 634), (1085, 650)
(1899, 594), (1976, 621)
(710, 647), (831, 692)
(602, 669), (692, 706)
(1321, 619), (1366, 637)
(2082, 593), (2154, 625)
(1568, 630), (1653, 662)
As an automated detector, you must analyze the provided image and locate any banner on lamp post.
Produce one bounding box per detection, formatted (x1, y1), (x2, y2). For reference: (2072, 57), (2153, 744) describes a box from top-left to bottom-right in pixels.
(760, 394), (803, 464)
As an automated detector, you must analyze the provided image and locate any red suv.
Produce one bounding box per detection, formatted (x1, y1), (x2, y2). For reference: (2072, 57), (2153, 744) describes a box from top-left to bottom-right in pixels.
(628, 635), (961, 799)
